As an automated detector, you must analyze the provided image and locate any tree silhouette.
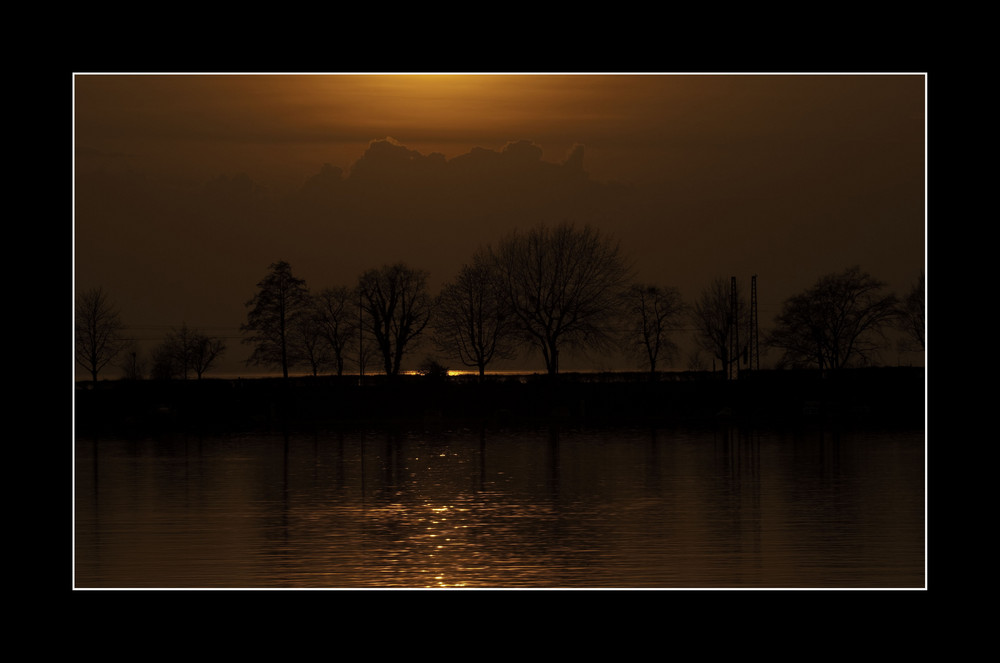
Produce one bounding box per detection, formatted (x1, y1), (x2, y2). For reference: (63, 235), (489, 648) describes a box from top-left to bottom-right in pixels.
(897, 271), (925, 352)
(358, 262), (433, 376)
(189, 331), (227, 379)
(431, 253), (518, 379)
(768, 266), (899, 371)
(623, 283), (685, 379)
(241, 260), (311, 378)
(152, 324), (227, 379)
(292, 307), (329, 376)
(76, 286), (127, 383)
(490, 222), (632, 376)
(163, 324), (195, 379)
(315, 286), (357, 376)
(691, 277), (749, 378)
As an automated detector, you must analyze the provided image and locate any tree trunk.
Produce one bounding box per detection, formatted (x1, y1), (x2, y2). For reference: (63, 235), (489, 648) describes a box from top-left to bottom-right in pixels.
(280, 338), (288, 378)
(547, 345), (559, 376)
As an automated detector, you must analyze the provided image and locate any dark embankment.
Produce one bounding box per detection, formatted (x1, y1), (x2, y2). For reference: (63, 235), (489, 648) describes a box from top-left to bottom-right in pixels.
(74, 367), (925, 435)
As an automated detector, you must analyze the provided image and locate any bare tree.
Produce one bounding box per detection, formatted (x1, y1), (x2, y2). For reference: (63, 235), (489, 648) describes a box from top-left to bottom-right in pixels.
(431, 253), (518, 379)
(76, 286), (128, 383)
(690, 277), (748, 378)
(241, 261), (311, 378)
(152, 324), (227, 379)
(623, 283), (685, 379)
(358, 262), (433, 376)
(188, 330), (227, 379)
(490, 222), (631, 376)
(150, 343), (180, 380)
(292, 310), (328, 377)
(315, 286), (357, 376)
(767, 266), (899, 371)
(167, 324), (195, 379)
(356, 313), (379, 379)
(897, 271), (925, 353)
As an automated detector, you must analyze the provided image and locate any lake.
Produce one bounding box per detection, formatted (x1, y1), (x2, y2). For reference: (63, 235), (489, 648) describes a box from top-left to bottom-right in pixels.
(73, 424), (925, 589)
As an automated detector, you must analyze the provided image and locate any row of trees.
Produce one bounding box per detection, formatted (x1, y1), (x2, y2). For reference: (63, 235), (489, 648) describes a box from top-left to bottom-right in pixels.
(75, 222), (925, 383)
(74, 288), (228, 384)
(238, 224), (676, 381)
(237, 223), (924, 381)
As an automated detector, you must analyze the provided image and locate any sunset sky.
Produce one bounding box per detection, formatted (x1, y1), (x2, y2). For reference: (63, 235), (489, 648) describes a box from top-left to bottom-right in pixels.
(73, 73), (926, 377)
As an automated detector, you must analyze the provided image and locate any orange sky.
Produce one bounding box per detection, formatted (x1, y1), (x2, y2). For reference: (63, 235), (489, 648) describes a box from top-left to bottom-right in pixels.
(77, 74), (669, 184)
(79, 73), (925, 183)
(74, 73), (926, 377)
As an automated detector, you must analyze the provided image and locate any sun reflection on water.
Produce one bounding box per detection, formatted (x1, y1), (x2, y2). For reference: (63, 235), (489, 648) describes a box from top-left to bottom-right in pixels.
(75, 428), (926, 589)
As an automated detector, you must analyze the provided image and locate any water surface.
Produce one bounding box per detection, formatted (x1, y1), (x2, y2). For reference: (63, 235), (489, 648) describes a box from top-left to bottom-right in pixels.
(74, 425), (925, 589)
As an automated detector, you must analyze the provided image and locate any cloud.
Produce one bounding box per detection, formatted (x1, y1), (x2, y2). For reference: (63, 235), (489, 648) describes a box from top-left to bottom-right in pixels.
(292, 137), (623, 234)
(277, 139), (632, 289)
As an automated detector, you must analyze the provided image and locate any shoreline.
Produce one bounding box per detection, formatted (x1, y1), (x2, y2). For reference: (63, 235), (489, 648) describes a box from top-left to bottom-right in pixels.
(74, 366), (926, 436)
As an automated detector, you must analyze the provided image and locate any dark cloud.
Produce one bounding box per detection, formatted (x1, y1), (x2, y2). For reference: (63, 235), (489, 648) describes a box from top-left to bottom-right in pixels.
(281, 138), (632, 292)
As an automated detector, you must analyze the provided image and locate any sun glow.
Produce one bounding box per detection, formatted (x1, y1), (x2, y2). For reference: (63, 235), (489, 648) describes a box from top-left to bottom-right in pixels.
(299, 73), (605, 163)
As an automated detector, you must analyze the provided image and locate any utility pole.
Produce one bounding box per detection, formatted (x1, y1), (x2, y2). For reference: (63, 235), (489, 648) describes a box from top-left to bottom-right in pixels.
(359, 289), (364, 386)
(749, 274), (760, 372)
(729, 276), (739, 380)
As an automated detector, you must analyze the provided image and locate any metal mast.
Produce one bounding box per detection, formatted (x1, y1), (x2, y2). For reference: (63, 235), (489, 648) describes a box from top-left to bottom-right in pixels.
(729, 276), (739, 380)
(749, 274), (760, 372)
(359, 289), (364, 385)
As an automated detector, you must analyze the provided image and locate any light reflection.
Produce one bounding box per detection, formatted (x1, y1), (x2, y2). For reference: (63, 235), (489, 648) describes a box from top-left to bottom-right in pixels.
(75, 428), (926, 588)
